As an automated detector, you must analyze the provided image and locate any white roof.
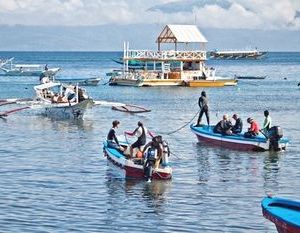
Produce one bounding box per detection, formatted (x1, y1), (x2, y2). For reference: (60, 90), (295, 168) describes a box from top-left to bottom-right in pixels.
(156, 25), (208, 44)
(34, 82), (61, 90)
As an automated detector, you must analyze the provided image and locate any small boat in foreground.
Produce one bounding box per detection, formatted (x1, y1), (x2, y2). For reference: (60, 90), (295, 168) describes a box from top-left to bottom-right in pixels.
(262, 196), (300, 233)
(103, 139), (172, 180)
(190, 124), (288, 151)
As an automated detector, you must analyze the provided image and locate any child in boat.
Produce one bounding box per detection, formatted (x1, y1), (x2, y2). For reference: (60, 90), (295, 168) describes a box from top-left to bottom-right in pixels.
(107, 120), (125, 152)
(125, 121), (154, 158)
(244, 117), (260, 138)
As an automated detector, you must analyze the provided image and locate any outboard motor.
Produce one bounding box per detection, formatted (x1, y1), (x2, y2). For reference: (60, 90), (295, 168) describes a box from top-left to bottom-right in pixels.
(268, 126), (283, 151)
(144, 147), (157, 181)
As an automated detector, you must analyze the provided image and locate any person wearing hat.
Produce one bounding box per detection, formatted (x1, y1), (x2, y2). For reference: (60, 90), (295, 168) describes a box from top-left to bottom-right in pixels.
(232, 113), (243, 134)
(196, 91), (209, 126)
(244, 117), (260, 138)
(125, 121), (154, 158)
(107, 120), (124, 151)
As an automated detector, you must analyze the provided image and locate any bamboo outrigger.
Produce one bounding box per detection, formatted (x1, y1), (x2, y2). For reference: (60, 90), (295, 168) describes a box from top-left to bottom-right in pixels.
(109, 25), (237, 87)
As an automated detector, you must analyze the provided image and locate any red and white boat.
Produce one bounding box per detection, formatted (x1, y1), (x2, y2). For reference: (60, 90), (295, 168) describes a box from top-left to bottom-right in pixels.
(103, 139), (172, 180)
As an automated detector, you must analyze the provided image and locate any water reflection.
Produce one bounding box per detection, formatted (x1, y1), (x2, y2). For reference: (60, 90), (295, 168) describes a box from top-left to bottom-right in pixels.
(263, 151), (281, 194)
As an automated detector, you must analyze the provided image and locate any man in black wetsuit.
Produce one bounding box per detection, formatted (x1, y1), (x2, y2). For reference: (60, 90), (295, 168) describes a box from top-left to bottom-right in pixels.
(107, 120), (124, 151)
(196, 91), (209, 126)
(232, 113), (243, 134)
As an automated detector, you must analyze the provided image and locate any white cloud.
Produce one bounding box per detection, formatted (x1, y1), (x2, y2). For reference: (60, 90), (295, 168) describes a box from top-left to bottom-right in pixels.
(0, 0), (299, 30)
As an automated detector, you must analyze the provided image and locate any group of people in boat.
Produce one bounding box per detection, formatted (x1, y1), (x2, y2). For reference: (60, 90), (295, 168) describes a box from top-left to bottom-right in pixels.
(107, 120), (169, 171)
(196, 90), (272, 138)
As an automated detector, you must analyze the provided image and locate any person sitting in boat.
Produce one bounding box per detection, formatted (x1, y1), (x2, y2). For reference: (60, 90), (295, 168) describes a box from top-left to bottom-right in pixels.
(231, 113), (243, 134)
(213, 114), (233, 135)
(244, 117), (260, 138)
(262, 110), (272, 135)
(124, 121), (154, 158)
(62, 86), (76, 103)
(107, 120), (125, 152)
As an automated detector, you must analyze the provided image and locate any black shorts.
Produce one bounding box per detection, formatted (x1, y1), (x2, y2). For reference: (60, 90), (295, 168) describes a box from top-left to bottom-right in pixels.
(131, 140), (145, 149)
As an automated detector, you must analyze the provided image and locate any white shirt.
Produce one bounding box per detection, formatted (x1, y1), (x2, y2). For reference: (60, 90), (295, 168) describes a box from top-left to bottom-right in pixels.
(135, 126), (149, 137)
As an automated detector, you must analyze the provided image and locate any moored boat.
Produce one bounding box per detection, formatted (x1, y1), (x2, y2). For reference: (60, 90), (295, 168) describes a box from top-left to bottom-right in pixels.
(262, 196), (300, 233)
(0, 58), (60, 76)
(190, 124), (288, 151)
(55, 77), (101, 86)
(235, 75), (267, 80)
(109, 25), (237, 87)
(103, 138), (172, 180)
(210, 49), (267, 59)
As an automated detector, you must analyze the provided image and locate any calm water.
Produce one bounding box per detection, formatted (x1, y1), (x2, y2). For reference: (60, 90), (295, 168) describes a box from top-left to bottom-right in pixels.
(0, 52), (299, 232)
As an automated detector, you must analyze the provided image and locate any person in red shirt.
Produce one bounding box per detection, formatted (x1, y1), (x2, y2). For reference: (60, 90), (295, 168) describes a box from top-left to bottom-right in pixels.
(244, 117), (260, 138)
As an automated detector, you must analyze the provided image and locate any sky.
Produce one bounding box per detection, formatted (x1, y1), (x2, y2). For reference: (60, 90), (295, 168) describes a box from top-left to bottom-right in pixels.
(0, 0), (300, 51)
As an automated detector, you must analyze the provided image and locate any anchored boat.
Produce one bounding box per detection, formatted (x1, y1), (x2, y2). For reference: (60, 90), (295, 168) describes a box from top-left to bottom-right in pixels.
(0, 58), (60, 76)
(262, 196), (300, 233)
(210, 49), (267, 59)
(190, 124), (288, 151)
(103, 138), (172, 180)
(109, 25), (237, 87)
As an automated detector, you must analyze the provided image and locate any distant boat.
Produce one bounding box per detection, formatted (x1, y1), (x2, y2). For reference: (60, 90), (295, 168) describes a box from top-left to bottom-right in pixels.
(54, 77), (101, 86)
(262, 196), (300, 233)
(235, 75), (267, 80)
(210, 49), (267, 59)
(0, 58), (60, 76)
(111, 104), (151, 113)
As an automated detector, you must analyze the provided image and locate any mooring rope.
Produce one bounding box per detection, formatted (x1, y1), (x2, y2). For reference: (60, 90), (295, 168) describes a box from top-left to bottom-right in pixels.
(158, 109), (200, 136)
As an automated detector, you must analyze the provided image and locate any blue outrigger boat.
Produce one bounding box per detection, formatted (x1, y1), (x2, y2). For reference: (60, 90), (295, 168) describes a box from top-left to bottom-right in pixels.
(262, 196), (300, 233)
(190, 124), (289, 151)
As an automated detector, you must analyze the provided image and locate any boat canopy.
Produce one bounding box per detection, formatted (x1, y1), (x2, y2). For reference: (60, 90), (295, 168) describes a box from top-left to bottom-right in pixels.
(34, 82), (61, 91)
(156, 25), (208, 50)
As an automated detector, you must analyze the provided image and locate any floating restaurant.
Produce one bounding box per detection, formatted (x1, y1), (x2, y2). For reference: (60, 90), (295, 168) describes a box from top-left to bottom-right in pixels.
(109, 24), (237, 87)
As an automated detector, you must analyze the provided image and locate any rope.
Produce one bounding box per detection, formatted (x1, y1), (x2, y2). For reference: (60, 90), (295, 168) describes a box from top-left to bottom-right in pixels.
(158, 109), (200, 135)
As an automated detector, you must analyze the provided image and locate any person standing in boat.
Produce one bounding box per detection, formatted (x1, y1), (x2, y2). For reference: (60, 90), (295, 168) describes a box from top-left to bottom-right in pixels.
(262, 110), (272, 135)
(125, 121), (154, 158)
(244, 117), (260, 138)
(232, 113), (243, 134)
(107, 120), (124, 151)
(196, 91), (210, 126)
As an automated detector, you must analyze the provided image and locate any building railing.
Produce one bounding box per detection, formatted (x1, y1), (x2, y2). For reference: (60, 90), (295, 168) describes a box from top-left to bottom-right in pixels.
(124, 50), (206, 61)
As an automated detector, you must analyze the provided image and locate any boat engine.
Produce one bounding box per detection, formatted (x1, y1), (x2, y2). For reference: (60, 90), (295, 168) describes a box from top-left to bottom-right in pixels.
(268, 126), (283, 151)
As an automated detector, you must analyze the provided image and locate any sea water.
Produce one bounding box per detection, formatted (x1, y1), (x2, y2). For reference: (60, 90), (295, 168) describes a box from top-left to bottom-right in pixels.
(0, 51), (299, 232)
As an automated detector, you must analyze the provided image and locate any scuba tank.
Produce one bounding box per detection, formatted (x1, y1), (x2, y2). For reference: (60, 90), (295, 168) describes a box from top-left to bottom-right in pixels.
(161, 140), (170, 166)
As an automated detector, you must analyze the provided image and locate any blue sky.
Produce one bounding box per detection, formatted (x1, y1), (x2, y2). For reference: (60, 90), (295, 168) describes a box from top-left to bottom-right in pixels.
(0, 0), (299, 51)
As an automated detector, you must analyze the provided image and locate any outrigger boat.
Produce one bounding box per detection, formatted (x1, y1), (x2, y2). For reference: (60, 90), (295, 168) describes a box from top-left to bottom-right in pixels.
(109, 25), (237, 87)
(33, 82), (94, 119)
(190, 124), (289, 151)
(262, 196), (300, 233)
(54, 77), (101, 86)
(235, 75), (267, 80)
(210, 49), (267, 59)
(0, 58), (60, 76)
(103, 136), (172, 180)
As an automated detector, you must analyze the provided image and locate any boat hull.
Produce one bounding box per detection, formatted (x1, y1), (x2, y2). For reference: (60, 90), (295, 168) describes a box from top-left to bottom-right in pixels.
(56, 78), (101, 86)
(109, 77), (183, 87)
(42, 99), (93, 119)
(103, 142), (172, 180)
(190, 125), (288, 151)
(186, 79), (237, 87)
(262, 197), (300, 233)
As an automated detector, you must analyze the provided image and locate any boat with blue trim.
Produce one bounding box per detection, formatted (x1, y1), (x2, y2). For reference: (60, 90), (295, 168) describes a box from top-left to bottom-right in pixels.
(262, 196), (300, 233)
(190, 124), (288, 151)
(103, 137), (172, 180)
